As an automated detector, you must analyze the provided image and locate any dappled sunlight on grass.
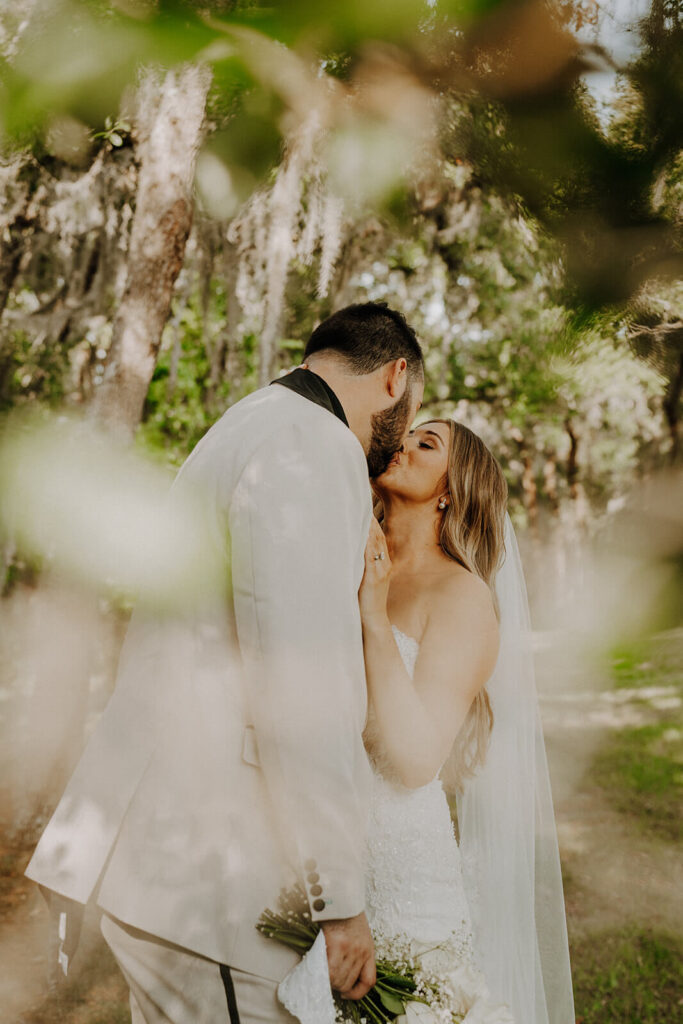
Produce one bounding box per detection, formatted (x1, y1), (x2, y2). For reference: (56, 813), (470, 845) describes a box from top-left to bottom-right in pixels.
(572, 927), (683, 1024)
(591, 722), (682, 842)
(584, 630), (682, 841)
(610, 631), (683, 690)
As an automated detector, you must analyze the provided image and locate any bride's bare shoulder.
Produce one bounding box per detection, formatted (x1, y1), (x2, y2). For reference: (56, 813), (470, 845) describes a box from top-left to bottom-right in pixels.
(430, 562), (496, 620)
(420, 564), (499, 684)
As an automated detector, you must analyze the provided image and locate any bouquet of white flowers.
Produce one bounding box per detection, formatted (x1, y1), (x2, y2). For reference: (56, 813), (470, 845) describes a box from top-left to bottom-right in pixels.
(257, 885), (514, 1024)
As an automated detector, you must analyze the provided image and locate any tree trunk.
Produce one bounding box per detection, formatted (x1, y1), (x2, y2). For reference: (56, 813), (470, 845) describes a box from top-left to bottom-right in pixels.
(663, 350), (683, 463)
(542, 452), (560, 518)
(222, 242), (244, 402)
(565, 417), (589, 530)
(566, 418), (579, 496)
(166, 312), (183, 403)
(0, 156), (40, 319)
(91, 63), (211, 435)
(521, 452), (539, 536)
(0, 217), (28, 319)
(196, 218), (226, 414)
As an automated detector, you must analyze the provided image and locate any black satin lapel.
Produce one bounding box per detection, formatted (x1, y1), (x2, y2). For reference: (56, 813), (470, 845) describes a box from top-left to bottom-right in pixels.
(270, 368), (348, 426)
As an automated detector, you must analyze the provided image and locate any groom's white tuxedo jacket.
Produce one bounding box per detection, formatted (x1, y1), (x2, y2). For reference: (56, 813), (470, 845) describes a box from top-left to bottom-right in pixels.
(26, 377), (374, 980)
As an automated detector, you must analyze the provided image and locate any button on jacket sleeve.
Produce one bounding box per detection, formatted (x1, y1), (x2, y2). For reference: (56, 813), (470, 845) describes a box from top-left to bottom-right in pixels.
(229, 418), (373, 922)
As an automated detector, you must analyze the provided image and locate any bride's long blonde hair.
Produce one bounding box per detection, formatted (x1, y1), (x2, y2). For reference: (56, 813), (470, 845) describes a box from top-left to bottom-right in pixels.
(376, 418), (508, 790)
(434, 419), (508, 791)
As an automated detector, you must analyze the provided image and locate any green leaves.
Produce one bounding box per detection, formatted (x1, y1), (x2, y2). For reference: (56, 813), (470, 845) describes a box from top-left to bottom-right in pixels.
(91, 115), (132, 147)
(1, 1), (217, 141)
(377, 987), (408, 1014)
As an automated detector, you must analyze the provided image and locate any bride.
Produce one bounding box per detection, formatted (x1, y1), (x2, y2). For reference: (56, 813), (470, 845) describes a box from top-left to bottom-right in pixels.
(356, 418), (575, 1024)
(279, 418), (574, 1024)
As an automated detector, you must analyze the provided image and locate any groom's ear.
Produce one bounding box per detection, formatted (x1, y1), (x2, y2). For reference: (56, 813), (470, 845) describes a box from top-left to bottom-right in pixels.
(385, 358), (408, 398)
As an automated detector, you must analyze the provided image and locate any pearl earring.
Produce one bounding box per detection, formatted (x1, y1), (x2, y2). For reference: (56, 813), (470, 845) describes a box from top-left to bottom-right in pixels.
(438, 500), (447, 510)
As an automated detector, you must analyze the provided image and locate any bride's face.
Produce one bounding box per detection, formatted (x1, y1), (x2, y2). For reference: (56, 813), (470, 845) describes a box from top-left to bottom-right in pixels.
(374, 421), (450, 504)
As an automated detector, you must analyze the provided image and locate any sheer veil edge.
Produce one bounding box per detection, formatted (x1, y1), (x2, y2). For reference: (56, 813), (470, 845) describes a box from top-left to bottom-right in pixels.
(450, 514), (575, 1024)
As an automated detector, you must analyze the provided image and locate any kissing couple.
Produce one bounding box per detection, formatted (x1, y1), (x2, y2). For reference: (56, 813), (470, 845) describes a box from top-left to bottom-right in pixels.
(26, 302), (574, 1024)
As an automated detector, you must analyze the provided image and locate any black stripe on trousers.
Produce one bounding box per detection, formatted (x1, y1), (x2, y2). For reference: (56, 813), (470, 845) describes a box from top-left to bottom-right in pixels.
(220, 964), (241, 1024)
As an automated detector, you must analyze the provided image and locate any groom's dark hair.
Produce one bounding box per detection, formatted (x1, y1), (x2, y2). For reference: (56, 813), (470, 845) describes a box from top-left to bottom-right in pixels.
(304, 302), (424, 380)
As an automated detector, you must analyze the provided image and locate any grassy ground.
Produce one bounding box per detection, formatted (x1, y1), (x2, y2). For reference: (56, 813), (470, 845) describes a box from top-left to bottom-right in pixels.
(609, 636), (683, 690)
(594, 633), (683, 848)
(566, 629), (683, 1024)
(571, 927), (683, 1024)
(591, 721), (682, 842)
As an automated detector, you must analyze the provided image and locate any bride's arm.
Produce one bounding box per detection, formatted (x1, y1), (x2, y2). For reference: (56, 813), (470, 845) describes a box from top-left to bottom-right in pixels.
(360, 521), (499, 788)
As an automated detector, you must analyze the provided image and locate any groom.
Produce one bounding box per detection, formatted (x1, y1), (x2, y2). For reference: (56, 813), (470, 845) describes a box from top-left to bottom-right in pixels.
(26, 302), (424, 1023)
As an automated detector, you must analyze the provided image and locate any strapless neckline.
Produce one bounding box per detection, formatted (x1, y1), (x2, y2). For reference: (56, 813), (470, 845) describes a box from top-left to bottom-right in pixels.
(390, 624), (419, 648)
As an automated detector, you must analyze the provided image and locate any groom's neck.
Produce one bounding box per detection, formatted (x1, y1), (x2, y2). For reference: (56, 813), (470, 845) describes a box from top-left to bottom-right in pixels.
(303, 355), (374, 454)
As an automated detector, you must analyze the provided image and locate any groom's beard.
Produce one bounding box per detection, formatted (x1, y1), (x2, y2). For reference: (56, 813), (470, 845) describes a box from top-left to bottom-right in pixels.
(366, 384), (413, 479)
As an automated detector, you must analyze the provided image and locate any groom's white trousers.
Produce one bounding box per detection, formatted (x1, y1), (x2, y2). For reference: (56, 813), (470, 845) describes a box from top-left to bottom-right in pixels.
(101, 914), (298, 1024)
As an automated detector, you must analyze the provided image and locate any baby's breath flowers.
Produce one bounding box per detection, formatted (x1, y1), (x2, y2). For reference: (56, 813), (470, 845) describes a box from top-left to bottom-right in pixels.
(258, 885), (514, 1024)
(258, 884), (438, 1023)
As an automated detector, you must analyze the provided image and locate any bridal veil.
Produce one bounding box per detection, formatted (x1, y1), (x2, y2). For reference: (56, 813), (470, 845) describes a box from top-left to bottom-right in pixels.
(454, 515), (575, 1024)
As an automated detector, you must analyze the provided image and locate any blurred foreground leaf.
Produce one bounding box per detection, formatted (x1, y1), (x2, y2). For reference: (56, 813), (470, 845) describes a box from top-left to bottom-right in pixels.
(0, 413), (227, 610)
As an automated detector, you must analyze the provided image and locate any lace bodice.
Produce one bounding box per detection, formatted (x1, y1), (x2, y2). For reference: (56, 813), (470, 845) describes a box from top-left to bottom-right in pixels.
(390, 623), (420, 673)
(363, 626), (474, 956)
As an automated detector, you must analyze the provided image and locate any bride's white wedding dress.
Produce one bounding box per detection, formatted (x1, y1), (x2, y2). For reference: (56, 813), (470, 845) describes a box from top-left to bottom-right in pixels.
(279, 518), (576, 1024)
(279, 626), (511, 1024)
(363, 627), (475, 964)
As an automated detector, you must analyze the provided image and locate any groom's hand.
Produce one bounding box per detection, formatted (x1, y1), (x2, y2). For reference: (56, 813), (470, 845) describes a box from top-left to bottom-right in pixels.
(321, 911), (376, 1000)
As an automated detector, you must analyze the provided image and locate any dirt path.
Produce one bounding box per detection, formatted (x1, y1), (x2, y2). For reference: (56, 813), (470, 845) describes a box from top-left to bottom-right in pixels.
(558, 789), (682, 939)
(0, 822), (50, 1021)
(0, 813), (128, 1024)
(540, 659), (683, 942)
